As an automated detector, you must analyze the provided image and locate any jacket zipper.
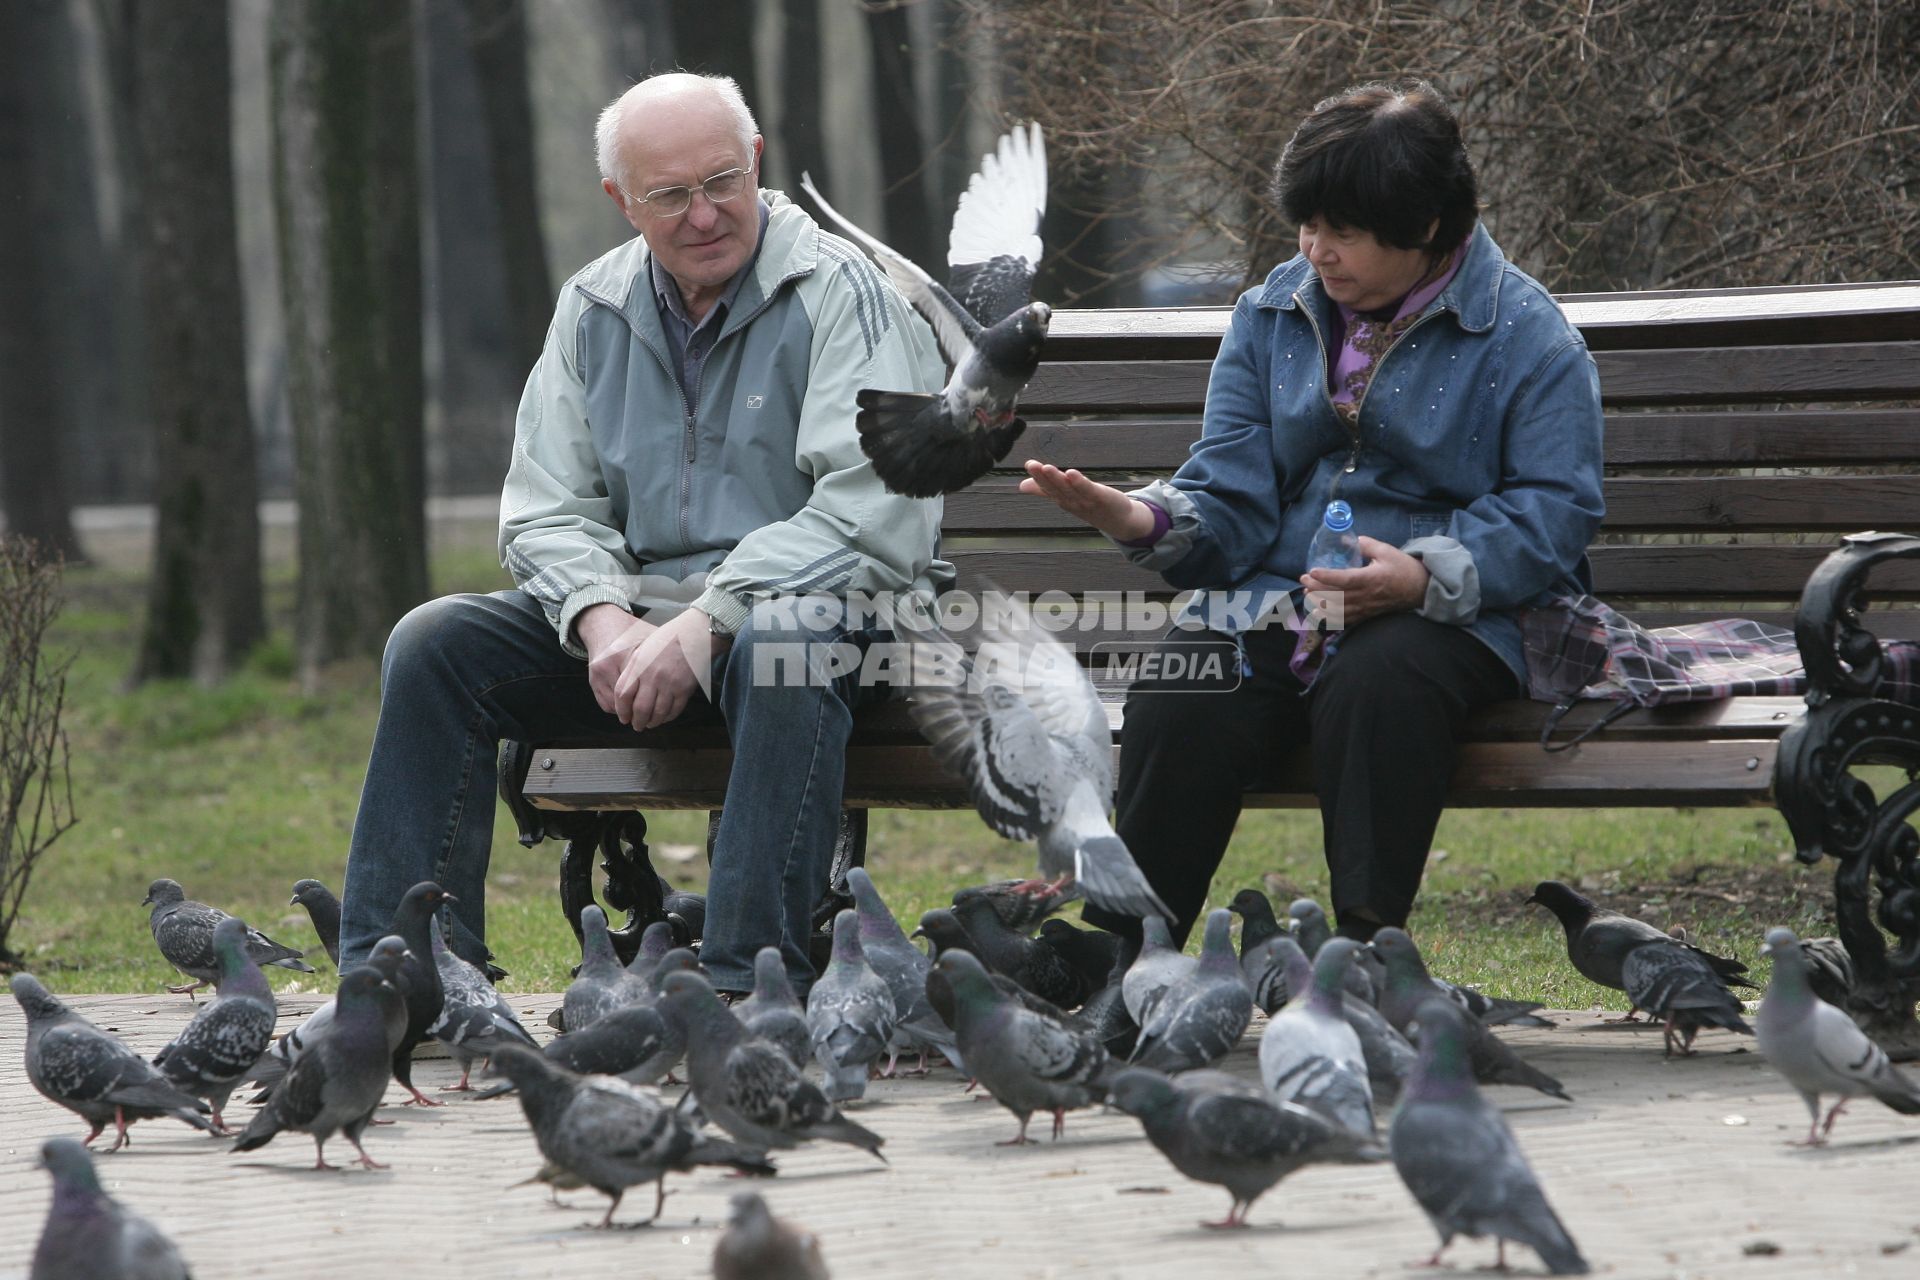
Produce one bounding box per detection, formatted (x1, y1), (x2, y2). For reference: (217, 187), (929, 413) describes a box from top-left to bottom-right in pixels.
(1293, 290), (1445, 493)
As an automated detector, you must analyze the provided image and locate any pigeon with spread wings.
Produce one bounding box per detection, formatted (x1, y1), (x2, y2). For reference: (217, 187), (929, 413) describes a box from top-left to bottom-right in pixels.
(905, 596), (1170, 921)
(800, 122), (1051, 497)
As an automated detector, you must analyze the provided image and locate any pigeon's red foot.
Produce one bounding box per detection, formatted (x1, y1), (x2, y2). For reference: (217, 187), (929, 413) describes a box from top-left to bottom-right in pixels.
(402, 1086), (445, 1107)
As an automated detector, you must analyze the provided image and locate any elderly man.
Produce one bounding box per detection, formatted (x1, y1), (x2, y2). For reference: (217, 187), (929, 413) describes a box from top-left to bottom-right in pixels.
(337, 73), (948, 994)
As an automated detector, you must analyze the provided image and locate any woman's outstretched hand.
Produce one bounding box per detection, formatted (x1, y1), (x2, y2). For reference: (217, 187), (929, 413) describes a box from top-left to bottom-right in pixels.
(1019, 460), (1158, 541)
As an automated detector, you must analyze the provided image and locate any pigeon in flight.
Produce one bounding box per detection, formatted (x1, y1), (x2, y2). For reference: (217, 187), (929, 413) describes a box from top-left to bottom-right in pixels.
(801, 123), (1052, 497)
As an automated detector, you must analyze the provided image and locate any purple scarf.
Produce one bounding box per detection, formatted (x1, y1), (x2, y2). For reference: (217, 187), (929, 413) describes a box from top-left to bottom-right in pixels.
(1326, 243), (1466, 426)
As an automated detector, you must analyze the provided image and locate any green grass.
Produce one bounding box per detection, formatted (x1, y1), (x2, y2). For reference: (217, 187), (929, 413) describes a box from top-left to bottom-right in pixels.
(7, 521), (1839, 1004)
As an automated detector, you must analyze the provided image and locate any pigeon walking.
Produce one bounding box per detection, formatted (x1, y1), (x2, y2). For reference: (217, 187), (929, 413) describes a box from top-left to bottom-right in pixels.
(1259, 938), (1375, 1138)
(245, 935), (410, 1100)
(735, 946), (813, 1072)
(487, 1043), (772, 1228)
(1130, 909), (1253, 1075)
(426, 914), (538, 1089)
(713, 1191), (831, 1280)
(1390, 999), (1590, 1275)
(231, 968), (394, 1170)
(1372, 930), (1570, 1102)
(1247, 936), (1413, 1104)
(1621, 940), (1753, 1057)
(660, 971), (886, 1161)
(472, 998), (686, 1104)
(904, 600), (1170, 921)
(1122, 915), (1194, 1027)
(143, 879), (313, 997)
(1527, 880), (1751, 995)
(151, 917), (277, 1132)
(13, 973), (213, 1149)
(289, 879), (342, 966)
(1108, 1067), (1383, 1229)
(845, 867), (956, 1073)
(1756, 926), (1920, 1144)
(934, 950), (1112, 1143)
(30, 1137), (191, 1280)
(801, 123), (1050, 497)
(807, 912), (898, 1102)
(384, 881), (455, 1107)
(564, 904), (630, 1034)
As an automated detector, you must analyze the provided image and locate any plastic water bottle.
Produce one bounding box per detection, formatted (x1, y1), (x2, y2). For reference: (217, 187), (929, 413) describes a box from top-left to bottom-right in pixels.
(1306, 499), (1360, 572)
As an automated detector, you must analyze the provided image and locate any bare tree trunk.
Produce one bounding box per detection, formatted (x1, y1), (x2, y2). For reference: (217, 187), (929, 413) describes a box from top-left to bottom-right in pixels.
(459, 0), (553, 369)
(271, 0), (429, 677)
(600, 0), (670, 81)
(778, 0), (824, 192)
(664, 0), (760, 108)
(0, 0), (85, 559)
(129, 0), (264, 684)
(866, 2), (937, 270)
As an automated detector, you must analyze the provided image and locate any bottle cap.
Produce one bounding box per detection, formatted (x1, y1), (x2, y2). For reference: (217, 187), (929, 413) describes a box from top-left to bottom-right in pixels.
(1322, 499), (1353, 532)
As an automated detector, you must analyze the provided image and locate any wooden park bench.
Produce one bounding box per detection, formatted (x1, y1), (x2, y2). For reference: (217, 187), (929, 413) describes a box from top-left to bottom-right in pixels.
(500, 280), (1920, 1039)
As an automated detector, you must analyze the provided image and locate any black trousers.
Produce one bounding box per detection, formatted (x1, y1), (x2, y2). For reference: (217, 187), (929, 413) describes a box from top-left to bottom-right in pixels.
(1083, 612), (1518, 945)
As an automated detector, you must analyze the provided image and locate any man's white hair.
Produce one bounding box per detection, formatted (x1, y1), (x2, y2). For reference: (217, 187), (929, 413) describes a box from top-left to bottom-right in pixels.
(594, 73), (759, 191)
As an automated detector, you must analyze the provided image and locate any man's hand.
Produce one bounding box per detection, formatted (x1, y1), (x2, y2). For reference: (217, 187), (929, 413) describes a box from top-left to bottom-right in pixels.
(1299, 537), (1431, 628)
(577, 604), (658, 717)
(610, 607), (727, 731)
(1019, 460), (1158, 541)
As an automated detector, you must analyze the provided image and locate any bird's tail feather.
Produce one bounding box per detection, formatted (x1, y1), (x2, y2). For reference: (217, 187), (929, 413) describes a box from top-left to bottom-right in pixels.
(804, 1113), (887, 1161)
(1074, 841), (1172, 923)
(230, 1106), (282, 1153)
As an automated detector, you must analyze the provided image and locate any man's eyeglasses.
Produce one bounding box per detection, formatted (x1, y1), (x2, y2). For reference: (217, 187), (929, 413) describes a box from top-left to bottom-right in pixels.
(621, 166), (753, 218)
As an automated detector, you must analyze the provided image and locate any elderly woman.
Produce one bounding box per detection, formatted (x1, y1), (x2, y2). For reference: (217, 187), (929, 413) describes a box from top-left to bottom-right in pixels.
(1021, 80), (1605, 945)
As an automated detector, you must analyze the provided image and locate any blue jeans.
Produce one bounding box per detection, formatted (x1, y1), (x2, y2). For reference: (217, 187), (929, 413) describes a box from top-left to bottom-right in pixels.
(338, 589), (888, 992)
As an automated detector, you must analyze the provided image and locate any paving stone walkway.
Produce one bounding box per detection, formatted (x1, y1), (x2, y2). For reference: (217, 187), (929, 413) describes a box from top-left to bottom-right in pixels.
(5, 993), (1919, 1279)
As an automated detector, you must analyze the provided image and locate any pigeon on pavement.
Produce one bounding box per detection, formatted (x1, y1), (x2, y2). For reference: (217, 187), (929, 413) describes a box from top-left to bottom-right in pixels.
(1122, 915), (1194, 1027)
(801, 122), (1051, 498)
(1035, 919), (1121, 997)
(14, 973), (213, 1149)
(614, 920), (676, 1005)
(917, 910), (1094, 1046)
(735, 946), (812, 1072)
(151, 917), (277, 1132)
(564, 904), (629, 1034)
(245, 935), (409, 1100)
(1287, 898), (1383, 1002)
(1390, 999), (1590, 1275)
(231, 968), (393, 1170)
(426, 914), (538, 1089)
(807, 910), (899, 1102)
(1130, 908), (1253, 1074)
(1362, 924), (1550, 1027)
(1372, 930), (1570, 1102)
(487, 1043), (773, 1228)
(904, 601), (1171, 921)
(1757, 926), (1920, 1144)
(953, 878), (1073, 933)
(1108, 1067), (1383, 1229)
(1227, 889), (1286, 959)
(1621, 940), (1753, 1057)
(143, 878), (313, 997)
(1246, 936), (1413, 1104)
(1526, 881), (1752, 996)
(384, 881), (454, 1107)
(713, 1191), (831, 1280)
(289, 879), (342, 966)
(845, 867), (956, 1073)
(660, 971), (886, 1161)
(934, 949), (1112, 1143)
(1259, 938), (1375, 1138)
(952, 891), (1090, 1009)
(31, 1136), (191, 1280)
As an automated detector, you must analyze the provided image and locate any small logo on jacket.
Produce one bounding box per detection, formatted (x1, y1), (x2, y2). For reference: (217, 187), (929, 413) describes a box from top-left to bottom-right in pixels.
(746, 394), (764, 408)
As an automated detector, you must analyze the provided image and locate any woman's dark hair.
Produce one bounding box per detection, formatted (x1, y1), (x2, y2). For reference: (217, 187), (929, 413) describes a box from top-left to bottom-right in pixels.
(1272, 80), (1479, 253)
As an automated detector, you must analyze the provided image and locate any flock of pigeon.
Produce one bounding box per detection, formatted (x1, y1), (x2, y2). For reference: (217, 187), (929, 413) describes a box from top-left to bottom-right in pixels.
(14, 864), (1920, 1279)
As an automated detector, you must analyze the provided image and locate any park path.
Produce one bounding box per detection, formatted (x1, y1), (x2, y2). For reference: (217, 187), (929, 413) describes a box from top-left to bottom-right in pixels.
(4, 994), (1918, 1279)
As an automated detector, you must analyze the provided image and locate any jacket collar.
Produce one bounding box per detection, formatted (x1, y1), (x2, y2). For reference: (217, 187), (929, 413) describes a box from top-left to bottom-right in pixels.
(1258, 221), (1503, 335)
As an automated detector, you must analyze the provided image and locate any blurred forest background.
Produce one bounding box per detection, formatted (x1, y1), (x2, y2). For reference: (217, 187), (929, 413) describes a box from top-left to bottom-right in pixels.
(1, 0), (1915, 683)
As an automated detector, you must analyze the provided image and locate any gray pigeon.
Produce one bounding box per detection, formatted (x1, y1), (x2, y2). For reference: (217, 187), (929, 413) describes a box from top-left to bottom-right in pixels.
(1756, 926), (1920, 1144)
(1288, 898), (1382, 1003)
(1108, 1067), (1383, 1229)
(1372, 929), (1570, 1102)
(952, 891), (1091, 1009)
(384, 881), (454, 1107)
(1527, 880), (1752, 995)
(713, 1191), (831, 1280)
(801, 123), (1050, 498)
(614, 920), (676, 1005)
(1258, 938), (1375, 1138)
(13, 973), (213, 1149)
(245, 935), (409, 1100)
(953, 878), (1073, 933)
(1620, 939), (1753, 1057)
(1247, 936), (1413, 1104)
(1035, 918), (1122, 997)
(151, 917), (277, 1131)
(1362, 924), (1551, 1028)
(1240, 932), (1298, 1015)
(473, 997), (686, 1104)
(289, 879), (342, 967)
(426, 914), (538, 1089)
(231, 967), (393, 1170)
(1122, 915), (1194, 1026)
(903, 602), (1171, 921)
(845, 867), (956, 1073)
(487, 1043), (773, 1228)
(143, 879), (313, 997)
(30, 1137), (191, 1280)
(735, 946), (813, 1071)
(564, 904), (628, 1033)
(659, 971), (886, 1161)
(1390, 999), (1590, 1275)
(1130, 908), (1253, 1074)
(807, 912), (899, 1102)
(934, 949), (1112, 1143)
(917, 910), (1095, 1046)
(1226, 889), (1286, 959)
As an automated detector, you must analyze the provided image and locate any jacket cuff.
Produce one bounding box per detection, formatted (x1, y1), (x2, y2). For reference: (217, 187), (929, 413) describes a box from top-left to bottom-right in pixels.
(1114, 480), (1202, 570)
(693, 583), (754, 636)
(556, 585), (632, 660)
(1405, 535), (1481, 625)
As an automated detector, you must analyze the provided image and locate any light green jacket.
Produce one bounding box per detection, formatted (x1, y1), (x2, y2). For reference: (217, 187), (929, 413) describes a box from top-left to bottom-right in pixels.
(499, 192), (952, 656)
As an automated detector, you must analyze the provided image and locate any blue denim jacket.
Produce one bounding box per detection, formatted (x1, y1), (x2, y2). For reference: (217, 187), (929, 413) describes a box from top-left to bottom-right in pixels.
(1123, 223), (1605, 682)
